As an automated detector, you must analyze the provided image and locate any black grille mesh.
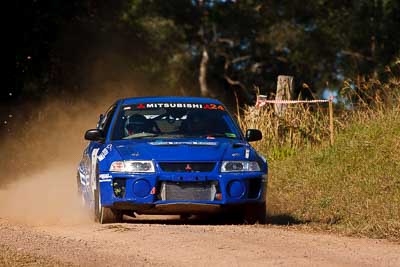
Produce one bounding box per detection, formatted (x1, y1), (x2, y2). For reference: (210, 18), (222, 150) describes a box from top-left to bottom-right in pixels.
(159, 162), (215, 172)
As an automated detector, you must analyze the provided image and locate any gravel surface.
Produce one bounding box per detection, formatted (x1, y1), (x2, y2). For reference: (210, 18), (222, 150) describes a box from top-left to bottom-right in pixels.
(1, 164), (399, 266)
(1, 217), (399, 267)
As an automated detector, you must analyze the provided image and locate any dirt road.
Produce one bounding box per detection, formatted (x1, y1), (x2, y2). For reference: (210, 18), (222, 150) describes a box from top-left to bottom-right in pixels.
(1, 216), (399, 267)
(0, 165), (399, 266)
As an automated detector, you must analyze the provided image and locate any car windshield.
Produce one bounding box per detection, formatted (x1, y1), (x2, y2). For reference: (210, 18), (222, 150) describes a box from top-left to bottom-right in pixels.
(111, 102), (241, 140)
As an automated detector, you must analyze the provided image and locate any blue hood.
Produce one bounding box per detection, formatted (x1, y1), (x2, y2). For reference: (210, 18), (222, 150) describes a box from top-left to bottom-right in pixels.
(112, 139), (252, 162)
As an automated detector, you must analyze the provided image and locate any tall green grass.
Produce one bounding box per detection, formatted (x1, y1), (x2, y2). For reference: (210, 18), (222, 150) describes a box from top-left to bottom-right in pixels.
(239, 64), (400, 240)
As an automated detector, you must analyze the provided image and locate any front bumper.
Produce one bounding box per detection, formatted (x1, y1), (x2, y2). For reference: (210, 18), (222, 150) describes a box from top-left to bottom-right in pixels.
(99, 172), (267, 214)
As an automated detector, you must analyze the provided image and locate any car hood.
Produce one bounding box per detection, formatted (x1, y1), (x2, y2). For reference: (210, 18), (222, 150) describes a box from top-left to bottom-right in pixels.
(112, 139), (252, 162)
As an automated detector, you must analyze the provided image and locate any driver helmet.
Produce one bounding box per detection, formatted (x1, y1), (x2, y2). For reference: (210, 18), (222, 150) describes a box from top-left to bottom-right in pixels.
(185, 110), (209, 134)
(125, 114), (151, 136)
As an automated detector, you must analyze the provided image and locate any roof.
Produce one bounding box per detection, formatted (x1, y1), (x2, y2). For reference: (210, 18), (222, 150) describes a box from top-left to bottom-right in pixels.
(121, 96), (223, 105)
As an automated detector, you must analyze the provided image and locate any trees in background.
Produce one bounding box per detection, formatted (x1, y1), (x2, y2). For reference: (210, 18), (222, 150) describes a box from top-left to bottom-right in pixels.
(14, 0), (400, 105)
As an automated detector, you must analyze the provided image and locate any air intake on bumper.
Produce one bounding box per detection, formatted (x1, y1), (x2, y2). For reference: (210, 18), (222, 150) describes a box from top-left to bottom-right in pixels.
(159, 181), (217, 201)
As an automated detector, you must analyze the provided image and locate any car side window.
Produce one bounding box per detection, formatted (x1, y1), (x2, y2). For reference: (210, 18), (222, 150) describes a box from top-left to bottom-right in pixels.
(98, 105), (117, 136)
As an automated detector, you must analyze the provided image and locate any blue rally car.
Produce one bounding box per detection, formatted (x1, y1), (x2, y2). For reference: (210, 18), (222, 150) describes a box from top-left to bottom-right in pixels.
(77, 96), (268, 224)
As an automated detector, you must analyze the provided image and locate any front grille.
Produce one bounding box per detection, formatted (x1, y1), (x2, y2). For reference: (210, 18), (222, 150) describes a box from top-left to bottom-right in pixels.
(159, 181), (217, 201)
(158, 162), (215, 172)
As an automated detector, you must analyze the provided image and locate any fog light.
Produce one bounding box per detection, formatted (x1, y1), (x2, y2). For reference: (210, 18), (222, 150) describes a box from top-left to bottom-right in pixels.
(227, 180), (245, 198)
(132, 179), (151, 198)
(113, 178), (126, 198)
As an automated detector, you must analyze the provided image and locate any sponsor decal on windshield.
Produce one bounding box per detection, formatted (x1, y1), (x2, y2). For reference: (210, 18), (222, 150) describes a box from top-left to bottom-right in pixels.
(203, 104), (225, 110)
(135, 103), (225, 110)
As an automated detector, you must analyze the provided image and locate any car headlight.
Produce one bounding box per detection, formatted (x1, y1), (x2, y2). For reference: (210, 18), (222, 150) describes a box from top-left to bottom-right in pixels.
(220, 161), (260, 172)
(109, 160), (155, 173)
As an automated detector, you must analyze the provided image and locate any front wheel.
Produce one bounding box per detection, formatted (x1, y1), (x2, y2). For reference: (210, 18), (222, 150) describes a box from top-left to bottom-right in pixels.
(243, 202), (267, 224)
(94, 182), (123, 224)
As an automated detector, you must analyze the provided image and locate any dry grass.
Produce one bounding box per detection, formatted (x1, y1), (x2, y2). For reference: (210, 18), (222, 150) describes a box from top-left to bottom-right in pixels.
(239, 63), (400, 240)
(240, 103), (331, 159)
(267, 109), (400, 240)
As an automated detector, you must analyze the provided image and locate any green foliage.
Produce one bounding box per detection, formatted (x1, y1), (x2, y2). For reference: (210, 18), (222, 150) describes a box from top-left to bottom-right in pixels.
(119, 0), (198, 90)
(268, 146), (297, 161)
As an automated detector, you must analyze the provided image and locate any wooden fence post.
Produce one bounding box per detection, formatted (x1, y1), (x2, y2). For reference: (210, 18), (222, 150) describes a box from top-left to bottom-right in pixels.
(275, 75), (294, 116)
(329, 96), (334, 145)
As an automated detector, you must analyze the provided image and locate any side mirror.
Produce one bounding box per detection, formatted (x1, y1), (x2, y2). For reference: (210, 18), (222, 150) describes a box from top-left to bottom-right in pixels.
(84, 129), (104, 142)
(246, 129), (262, 142)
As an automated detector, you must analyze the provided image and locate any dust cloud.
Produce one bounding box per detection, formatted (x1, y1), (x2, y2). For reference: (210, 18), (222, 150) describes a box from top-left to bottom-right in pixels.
(0, 85), (142, 225)
(0, 97), (103, 225)
(1, 24), (196, 225)
(0, 82), (181, 225)
(0, 164), (91, 225)
(0, 94), (109, 224)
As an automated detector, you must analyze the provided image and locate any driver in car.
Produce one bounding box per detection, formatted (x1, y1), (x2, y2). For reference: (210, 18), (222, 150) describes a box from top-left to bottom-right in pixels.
(125, 114), (154, 136)
(182, 110), (213, 136)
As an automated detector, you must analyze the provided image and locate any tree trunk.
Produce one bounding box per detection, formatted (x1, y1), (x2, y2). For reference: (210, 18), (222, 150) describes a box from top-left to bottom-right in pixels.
(199, 46), (209, 96)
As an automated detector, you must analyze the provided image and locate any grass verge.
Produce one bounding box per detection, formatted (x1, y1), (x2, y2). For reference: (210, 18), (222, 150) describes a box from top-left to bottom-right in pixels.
(266, 108), (400, 241)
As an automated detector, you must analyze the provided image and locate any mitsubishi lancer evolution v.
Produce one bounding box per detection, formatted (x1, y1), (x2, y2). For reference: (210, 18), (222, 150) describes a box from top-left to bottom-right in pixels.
(77, 96), (268, 224)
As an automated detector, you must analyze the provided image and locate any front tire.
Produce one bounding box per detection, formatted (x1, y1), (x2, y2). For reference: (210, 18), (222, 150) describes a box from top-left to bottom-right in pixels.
(76, 172), (82, 195)
(94, 180), (123, 224)
(243, 202), (267, 224)
(76, 172), (87, 208)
